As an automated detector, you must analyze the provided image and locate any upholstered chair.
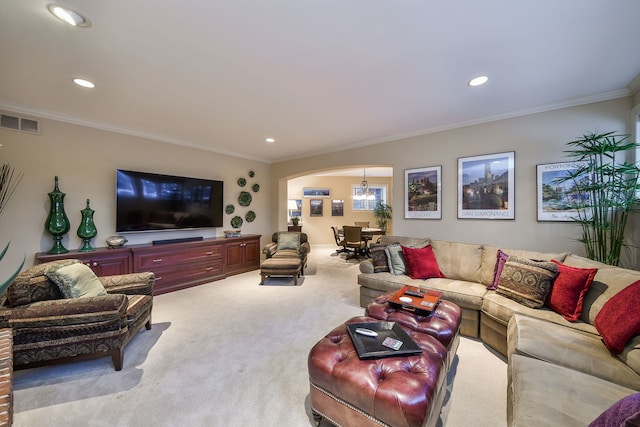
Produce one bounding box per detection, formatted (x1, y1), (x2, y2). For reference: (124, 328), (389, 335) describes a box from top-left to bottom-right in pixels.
(0, 259), (154, 371)
(262, 232), (311, 274)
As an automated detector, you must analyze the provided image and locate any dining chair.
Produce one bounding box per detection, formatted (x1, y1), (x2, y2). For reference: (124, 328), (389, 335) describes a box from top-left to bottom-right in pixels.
(354, 221), (370, 228)
(342, 226), (368, 258)
(331, 226), (350, 255)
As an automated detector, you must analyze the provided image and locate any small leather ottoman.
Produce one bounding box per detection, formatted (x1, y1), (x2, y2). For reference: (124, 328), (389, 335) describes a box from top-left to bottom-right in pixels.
(365, 291), (462, 369)
(308, 316), (450, 427)
(259, 257), (302, 285)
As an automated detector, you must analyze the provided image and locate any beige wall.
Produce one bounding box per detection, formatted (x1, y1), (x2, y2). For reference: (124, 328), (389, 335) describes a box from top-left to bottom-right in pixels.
(272, 97), (640, 269)
(0, 118), (272, 278)
(287, 175), (393, 244)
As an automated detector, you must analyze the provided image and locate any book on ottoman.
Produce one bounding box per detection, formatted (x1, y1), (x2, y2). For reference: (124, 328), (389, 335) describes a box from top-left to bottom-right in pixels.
(387, 285), (441, 316)
(346, 321), (422, 360)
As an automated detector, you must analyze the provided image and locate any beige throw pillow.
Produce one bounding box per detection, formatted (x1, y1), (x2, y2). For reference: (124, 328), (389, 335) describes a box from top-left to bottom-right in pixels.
(45, 263), (107, 299)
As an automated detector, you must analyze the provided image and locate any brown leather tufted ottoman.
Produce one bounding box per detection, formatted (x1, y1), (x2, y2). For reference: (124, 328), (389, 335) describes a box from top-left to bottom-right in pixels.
(365, 291), (462, 369)
(308, 315), (452, 427)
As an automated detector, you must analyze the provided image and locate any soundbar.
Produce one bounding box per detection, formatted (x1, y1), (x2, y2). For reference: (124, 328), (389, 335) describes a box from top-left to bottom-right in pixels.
(152, 236), (204, 245)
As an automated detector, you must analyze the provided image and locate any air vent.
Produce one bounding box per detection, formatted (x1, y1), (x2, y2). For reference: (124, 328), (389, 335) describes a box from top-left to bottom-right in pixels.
(0, 112), (40, 134)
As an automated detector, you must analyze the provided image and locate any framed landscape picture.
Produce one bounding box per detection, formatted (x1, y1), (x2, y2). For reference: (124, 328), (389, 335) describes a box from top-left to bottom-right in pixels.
(404, 166), (442, 219)
(536, 161), (590, 221)
(309, 199), (323, 216)
(458, 151), (515, 219)
(303, 188), (330, 198)
(331, 199), (344, 216)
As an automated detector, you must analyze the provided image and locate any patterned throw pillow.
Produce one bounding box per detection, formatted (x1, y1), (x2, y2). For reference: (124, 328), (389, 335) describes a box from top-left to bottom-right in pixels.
(496, 255), (558, 308)
(369, 243), (390, 273)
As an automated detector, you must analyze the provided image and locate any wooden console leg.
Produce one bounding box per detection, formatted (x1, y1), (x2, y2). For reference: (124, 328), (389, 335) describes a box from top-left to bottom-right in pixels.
(111, 348), (124, 371)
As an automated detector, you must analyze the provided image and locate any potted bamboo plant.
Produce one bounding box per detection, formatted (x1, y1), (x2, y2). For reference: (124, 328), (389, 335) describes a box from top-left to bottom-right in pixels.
(555, 131), (640, 266)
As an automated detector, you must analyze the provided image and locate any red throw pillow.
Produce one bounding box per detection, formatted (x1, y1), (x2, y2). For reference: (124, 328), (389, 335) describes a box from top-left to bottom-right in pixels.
(595, 279), (640, 354)
(401, 245), (444, 280)
(545, 260), (597, 321)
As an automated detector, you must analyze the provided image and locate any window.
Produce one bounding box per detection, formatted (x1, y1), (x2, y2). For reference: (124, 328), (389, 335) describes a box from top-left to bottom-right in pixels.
(352, 185), (386, 210)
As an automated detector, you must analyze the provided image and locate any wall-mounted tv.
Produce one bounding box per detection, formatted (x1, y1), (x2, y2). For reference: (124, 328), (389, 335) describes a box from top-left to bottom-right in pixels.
(116, 169), (224, 233)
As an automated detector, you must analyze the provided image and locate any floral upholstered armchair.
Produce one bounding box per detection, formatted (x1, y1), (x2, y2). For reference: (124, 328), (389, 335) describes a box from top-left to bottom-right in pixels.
(0, 259), (154, 371)
(262, 232), (311, 274)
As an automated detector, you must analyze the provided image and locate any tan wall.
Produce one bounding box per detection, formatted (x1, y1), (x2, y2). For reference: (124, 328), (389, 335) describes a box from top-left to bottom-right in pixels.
(271, 97), (640, 269)
(0, 118), (272, 278)
(287, 175), (393, 244)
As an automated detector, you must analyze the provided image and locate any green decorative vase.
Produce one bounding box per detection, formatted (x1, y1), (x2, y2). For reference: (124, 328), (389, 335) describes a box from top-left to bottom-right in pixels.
(45, 176), (71, 254)
(77, 198), (97, 252)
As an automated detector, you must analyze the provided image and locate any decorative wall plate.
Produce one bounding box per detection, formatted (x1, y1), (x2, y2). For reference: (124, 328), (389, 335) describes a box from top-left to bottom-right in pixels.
(248, 170), (255, 178)
(231, 216), (243, 228)
(225, 204), (235, 214)
(237, 178), (247, 187)
(252, 183), (260, 193)
(238, 191), (252, 206)
(245, 211), (256, 222)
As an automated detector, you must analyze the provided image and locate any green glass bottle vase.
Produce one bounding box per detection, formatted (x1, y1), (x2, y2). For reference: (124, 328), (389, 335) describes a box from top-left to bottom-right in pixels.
(45, 176), (71, 254)
(77, 198), (97, 252)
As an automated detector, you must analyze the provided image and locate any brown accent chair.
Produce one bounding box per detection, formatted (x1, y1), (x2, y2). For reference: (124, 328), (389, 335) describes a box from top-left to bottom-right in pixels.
(262, 232), (310, 274)
(0, 259), (154, 371)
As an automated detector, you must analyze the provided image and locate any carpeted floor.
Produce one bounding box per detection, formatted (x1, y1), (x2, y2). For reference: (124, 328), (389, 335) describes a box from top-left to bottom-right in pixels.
(12, 245), (507, 427)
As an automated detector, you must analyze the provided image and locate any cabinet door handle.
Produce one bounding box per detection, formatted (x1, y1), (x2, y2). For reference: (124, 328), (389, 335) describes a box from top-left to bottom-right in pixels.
(241, 243), (246, 247)
(153, 258), (163, 263)
(92, 262), (98, 267)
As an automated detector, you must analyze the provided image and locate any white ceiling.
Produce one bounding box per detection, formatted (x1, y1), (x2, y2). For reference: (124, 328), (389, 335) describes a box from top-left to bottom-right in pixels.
(2, 1), (640, 163)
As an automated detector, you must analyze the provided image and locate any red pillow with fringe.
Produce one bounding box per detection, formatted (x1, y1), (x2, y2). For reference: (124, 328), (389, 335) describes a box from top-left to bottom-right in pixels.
(545, 260), (597, 321)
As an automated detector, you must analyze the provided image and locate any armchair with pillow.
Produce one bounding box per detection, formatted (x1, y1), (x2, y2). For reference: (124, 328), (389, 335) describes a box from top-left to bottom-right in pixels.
(262, 232), (310, 274)
(0, 259), (154, 371)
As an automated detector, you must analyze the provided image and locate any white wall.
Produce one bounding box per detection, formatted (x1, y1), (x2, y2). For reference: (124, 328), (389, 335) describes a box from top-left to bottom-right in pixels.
(0, 118), (272, 279)
(271, 97), (640, 269)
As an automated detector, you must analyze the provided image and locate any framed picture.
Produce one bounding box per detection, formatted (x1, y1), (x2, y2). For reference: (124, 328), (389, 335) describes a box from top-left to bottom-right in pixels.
(458, 151), (515, 219)
(404, 166), (442, 219)
(536, 161), (590, 221)
(303, 188), (330, 198)
(309, 199), (323, 216)
(332, 199), (344, 216)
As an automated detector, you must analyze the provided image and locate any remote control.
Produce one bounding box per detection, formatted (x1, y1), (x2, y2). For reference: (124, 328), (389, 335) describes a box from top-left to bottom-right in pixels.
(355, 328), (378, 337)
(404, 290), (423, 298)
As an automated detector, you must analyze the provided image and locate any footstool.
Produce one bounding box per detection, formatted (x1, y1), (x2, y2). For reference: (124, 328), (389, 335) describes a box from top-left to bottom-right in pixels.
(259, 257), (302, 285)
(365, 291), (462, 369)
(308, 316), (451, 427)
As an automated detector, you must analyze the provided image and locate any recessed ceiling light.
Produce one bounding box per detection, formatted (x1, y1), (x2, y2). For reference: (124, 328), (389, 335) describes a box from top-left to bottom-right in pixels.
(73, 78), (95, 88)
(468, 75), (489, 87)
(47, 4), (91, 27)
(265, 138), (275, 143)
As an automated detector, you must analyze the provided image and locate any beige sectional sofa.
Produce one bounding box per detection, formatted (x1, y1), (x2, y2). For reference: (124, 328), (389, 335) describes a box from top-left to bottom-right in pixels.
(358, 235), (640, 427)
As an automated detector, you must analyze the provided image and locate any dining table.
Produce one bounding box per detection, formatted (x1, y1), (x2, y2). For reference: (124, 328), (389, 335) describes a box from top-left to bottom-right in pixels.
(339, 227), (386, 256)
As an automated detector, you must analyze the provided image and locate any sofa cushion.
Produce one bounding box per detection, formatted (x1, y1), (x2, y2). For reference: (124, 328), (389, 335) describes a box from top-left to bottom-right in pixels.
(545, 260), (597, 321)
(44, 262), (107, 299)
(369, 243), (390, 273)
(595, 280), (640, 354)
(401, 245), (444, 280)
(385, 243), (406, 275)
(276, 232), (300, 251)
(430, 240), (483, 283)
(589, 393), (640, 427)
(495, 256), (558, 308)
(379, 235), (430, 248)
(509, 354), (638, 427)
(508, 314), (640, 390)
(480, 245), (568, 286)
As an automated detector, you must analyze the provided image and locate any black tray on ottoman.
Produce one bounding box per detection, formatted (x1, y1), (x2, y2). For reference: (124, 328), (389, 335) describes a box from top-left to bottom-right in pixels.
(346, 321), (422, 360)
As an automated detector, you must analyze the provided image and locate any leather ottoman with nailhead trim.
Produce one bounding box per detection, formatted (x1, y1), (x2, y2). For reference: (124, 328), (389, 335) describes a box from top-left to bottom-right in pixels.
(308, 315), (451, 427)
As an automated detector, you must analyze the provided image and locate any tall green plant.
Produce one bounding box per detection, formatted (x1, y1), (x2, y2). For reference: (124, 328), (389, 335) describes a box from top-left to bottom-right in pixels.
(555, 131), (640, 266)
(373, 201), (392, 231)
(0, 163), (25, 295)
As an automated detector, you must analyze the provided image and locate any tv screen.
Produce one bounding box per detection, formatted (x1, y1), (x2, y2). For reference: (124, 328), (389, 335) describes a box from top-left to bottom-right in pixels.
(116, 169), (224, 232)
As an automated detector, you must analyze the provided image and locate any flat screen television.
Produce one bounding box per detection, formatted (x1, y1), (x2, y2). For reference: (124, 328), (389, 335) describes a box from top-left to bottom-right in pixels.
(116, 169), (224, 232)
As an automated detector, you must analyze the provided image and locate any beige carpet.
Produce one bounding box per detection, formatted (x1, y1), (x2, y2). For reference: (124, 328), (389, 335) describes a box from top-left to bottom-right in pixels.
(12, 245), (507, 427)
